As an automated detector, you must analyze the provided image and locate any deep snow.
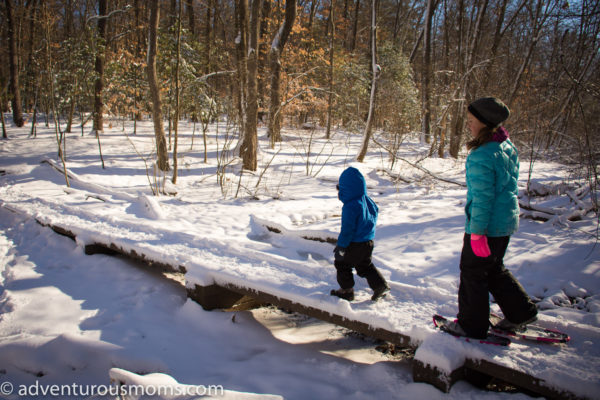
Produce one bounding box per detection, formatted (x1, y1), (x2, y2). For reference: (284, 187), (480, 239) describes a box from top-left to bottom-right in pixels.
(0, 117), (598, 399)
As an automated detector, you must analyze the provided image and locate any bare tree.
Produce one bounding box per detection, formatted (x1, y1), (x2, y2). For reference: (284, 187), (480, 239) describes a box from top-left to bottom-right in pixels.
(41, 2), (69, 186)
(5, 0), (24, 127)
(147, 0), (170, 173)
(64, 0), (75, 134)
(1, 87), (8, 138)
(93, 0), (107, 134)
(308, 0), (319, 33)
(349, 0), (361, 52)
(421, 0), (436, 144)
(24, 0), (39, 114)
(239, 0), (263, 171)
(448, 0), (488, 158)
(235, 0), (249, 158)
(325, 0), (335, 140)
(357, 0), (379, 162)
(172, 0), (183, 184)
(481, 0), (511, 91)
(507, 0), (557, 108)
(205, 0), (213, 73)
(267, 0), (297, 146)
(186, 0), (195, 37)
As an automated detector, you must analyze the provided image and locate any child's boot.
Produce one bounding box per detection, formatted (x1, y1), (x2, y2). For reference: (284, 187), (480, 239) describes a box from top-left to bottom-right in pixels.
(330, 287), (354, 301)
(371, 284), (390, 301)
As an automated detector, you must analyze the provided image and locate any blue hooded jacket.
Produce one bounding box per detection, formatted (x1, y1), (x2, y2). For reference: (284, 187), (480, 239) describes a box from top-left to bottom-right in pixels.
(337, 167), (378, 248)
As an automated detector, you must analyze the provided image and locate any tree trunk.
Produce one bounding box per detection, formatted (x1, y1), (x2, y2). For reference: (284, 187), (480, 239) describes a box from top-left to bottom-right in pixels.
(448, 0), (464, 158)
(482, 0), (510, 91)
(205, 0), (213, 73)
(1, 90), (7, 138)
(507, 0), (552, 108)
(134, 0), (145, 53)
(147, 0), (170, 172)
(170, 0), (177, 28)
(42, 2), (70, 185)
(267, 0), (297, 145)
(465, 0), (488, 71)
(421, 0), (436, 144)
(392, 0), (401, 41)
(93, 0), (108, 134)
(325, 0), (335, 140)
(350, 0), (360, 52)
(235, 0), (249, 153)
(308, 0), (318, 34)
(241, 0), (263, 171)
(5, 0), (24, 127)
(449, 0), (488, 158)
(258, 0), (271, 105)
(186, 0), (195, 36)
(356, 0), (378, 162)
(64, 0), (75, 134)
(436, 0), (451, 158)
(25, 0), (39, 113)
(172, 0), (183, 184)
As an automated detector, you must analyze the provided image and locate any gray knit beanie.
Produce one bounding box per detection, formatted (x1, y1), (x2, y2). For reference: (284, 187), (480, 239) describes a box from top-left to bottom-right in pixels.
(468, 97), (510, 128)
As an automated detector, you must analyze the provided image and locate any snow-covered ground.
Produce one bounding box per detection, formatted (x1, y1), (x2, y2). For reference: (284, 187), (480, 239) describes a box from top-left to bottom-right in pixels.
(0, 118), (598, 399)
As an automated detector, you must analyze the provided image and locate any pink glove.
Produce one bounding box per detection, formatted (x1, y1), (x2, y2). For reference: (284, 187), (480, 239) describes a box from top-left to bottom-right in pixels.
(471, 234), (491, 257)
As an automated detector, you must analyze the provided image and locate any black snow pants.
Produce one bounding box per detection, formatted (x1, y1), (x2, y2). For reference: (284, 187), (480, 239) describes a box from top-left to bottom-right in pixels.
(457, 233), (538, 339)
(334, 241), (387, 291)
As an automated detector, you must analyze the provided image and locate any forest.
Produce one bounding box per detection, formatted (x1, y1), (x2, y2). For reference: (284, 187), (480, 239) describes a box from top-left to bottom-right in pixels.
(1, 3), (600, 396)
(1, 0), (598, 182)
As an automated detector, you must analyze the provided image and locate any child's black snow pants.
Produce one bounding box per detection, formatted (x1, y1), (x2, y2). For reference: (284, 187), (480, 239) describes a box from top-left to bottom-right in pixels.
(457, 233), (538, 339)
(334, 240), (387, 291)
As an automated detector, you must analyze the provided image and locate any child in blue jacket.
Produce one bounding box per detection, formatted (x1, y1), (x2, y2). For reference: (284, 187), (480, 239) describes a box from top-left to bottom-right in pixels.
(443, 97), (538, 339)
(330, 167), (390, 301)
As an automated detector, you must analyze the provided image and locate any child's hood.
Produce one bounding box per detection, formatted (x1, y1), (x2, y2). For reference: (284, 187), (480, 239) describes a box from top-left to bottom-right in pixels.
(338, 167), (367, 204)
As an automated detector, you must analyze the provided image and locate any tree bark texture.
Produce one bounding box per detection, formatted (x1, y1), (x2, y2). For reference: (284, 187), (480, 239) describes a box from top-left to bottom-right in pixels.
(356, 0), (378, 162)
(325, 0), (335, 140)
(93, 0), (108, 133)
(235, 0), (249, 154)
(173, 0), (183, 183)
(147, 0), (170, 172)
(186, 0), (195, 36)
(267, 0), (297, 145)
(25, 0), (39, 112)
(5, 0), (24, 127)
(205, 0), (213, 73)
(241, 0), (263, 171)
(421, 0), (435, 144)
(449, 0), (488, 158)
(350, 0), (360, 52)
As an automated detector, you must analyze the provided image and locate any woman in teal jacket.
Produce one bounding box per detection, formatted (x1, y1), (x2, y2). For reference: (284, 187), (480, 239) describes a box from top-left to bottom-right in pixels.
(445, 97), (538, 339)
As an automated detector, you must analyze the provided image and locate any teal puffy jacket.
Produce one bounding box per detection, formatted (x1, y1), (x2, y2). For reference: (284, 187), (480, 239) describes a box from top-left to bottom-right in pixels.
(465, 139), (520, 237)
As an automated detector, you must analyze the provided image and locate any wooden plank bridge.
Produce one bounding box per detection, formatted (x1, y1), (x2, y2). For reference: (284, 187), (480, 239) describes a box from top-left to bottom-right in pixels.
(14, 213), (596, 400)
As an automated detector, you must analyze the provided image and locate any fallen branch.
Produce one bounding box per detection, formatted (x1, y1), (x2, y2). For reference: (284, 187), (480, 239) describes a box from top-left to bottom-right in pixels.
(519, 209), (554, 222)
(371, 136), (464, 187)
(519, 198), (595, 222)
(264, 225), (337, 244)
(377, 168), (411, 184)
(396, 157), (465, 187)
(566, 189), (588, 210)
(518, 200), (558, 216)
